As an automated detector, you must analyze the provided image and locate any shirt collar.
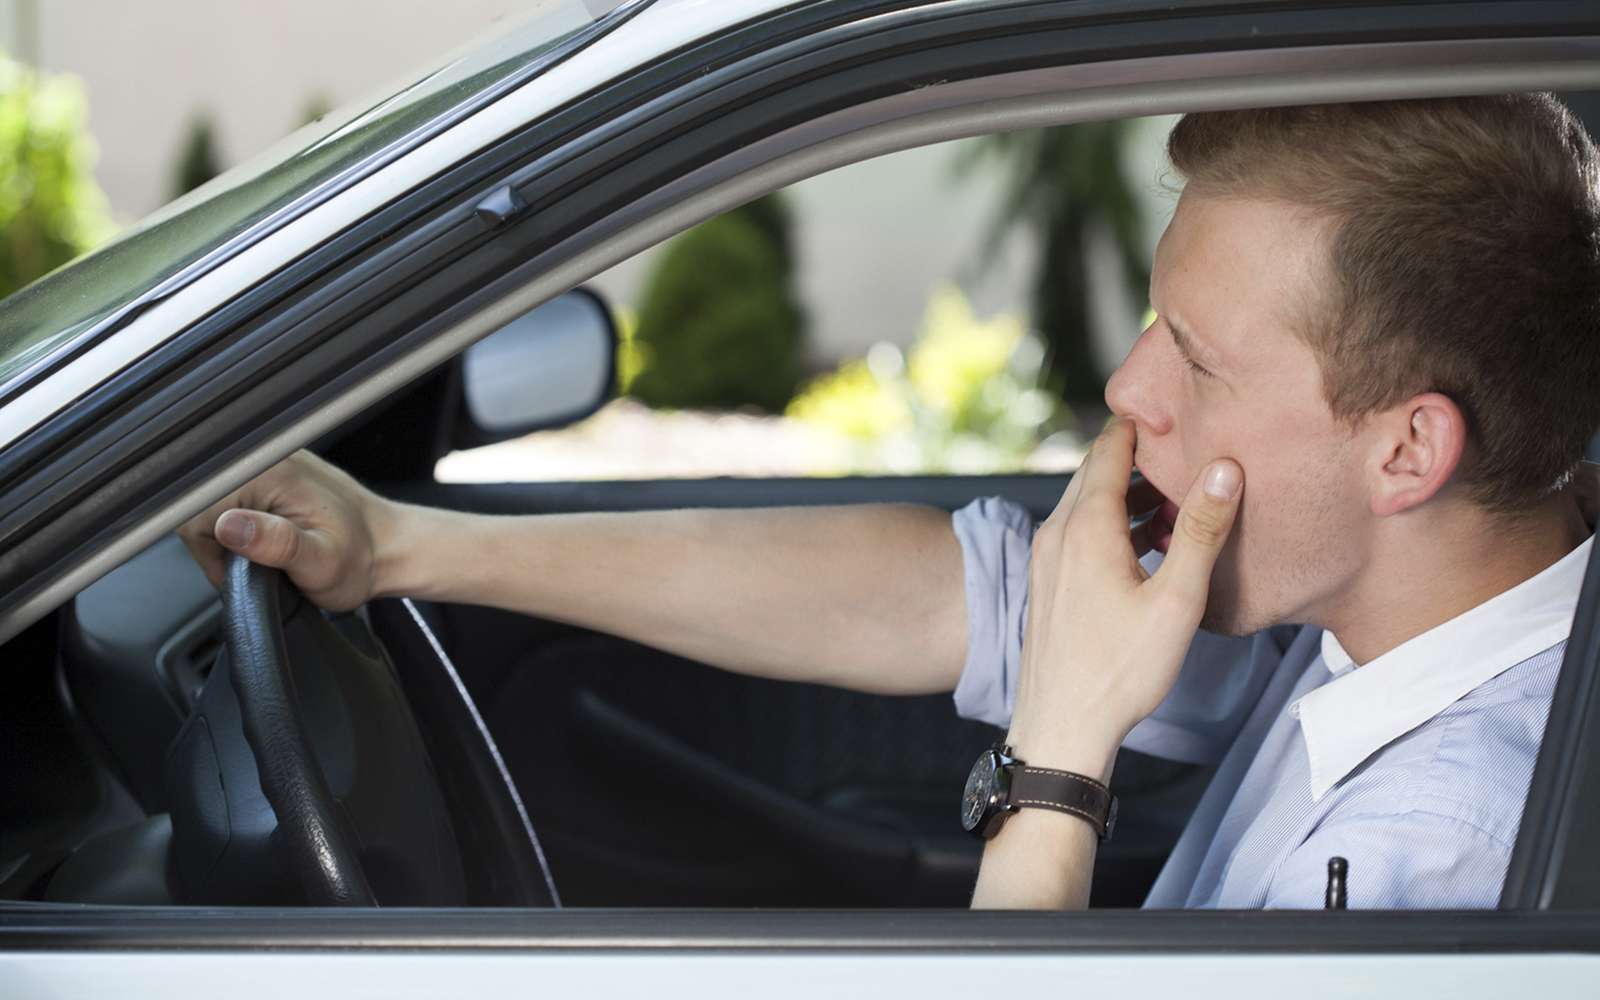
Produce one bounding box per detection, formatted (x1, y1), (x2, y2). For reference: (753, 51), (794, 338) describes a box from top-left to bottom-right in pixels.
(1291, 532), (1594, 802)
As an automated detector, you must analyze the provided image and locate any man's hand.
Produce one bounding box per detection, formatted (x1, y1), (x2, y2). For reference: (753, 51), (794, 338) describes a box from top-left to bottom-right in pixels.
(1008, 417), (1244, 768)
(971, 418), (1242, 909)
(176, 450), (398, 612)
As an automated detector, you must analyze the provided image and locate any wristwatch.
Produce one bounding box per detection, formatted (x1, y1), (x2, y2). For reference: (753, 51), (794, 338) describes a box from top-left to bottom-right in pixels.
(961, 742), (1117, 842)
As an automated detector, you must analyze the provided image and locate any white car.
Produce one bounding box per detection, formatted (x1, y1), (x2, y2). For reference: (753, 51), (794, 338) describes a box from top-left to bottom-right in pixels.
(3, 1), (1600, 996)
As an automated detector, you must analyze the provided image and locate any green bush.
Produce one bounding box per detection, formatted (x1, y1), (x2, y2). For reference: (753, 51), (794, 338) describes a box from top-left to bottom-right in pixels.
(787, 286), (1067, 474)
(627, 194), (805, 412)
(0, 55), (113, 299)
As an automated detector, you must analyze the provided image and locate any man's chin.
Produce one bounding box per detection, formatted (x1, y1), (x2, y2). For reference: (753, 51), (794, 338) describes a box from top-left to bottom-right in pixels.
(1197, 607), (1257, 637)
(1199, 582), (1284, 636)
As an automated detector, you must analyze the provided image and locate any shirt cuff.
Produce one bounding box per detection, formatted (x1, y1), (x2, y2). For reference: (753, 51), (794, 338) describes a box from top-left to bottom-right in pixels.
(950, 496), (1038, 729)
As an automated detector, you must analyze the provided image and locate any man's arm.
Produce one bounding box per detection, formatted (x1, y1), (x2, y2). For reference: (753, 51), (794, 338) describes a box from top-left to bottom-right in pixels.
(383, 497), (969, 694)
(177, 450), (969, 696)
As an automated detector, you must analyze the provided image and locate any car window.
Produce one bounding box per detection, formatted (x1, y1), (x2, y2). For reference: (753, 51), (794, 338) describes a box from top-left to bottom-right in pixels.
(437, 121), (1176, 484)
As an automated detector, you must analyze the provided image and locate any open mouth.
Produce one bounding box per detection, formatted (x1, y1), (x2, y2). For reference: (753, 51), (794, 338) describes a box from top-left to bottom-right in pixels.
(1132, 465), (1182, 555)
(1151, 496), (1181, 554)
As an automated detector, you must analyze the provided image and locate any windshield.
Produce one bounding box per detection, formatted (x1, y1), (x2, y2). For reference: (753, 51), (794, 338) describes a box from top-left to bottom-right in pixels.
(0, 0), (638, 396)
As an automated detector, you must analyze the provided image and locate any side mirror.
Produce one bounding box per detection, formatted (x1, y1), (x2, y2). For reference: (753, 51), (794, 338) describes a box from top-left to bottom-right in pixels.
(455, 287), (617, 447)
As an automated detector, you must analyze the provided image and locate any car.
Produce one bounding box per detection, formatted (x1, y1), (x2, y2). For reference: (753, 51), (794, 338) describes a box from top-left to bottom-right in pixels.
(4, 0), (1600, 994)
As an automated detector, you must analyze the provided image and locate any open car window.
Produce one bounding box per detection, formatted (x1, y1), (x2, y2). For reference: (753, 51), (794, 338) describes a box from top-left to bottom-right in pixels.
(434, 127), (1177, 485)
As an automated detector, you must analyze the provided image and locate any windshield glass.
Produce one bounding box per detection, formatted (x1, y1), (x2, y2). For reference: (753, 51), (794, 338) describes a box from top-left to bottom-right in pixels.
(0, 0), (635, 394)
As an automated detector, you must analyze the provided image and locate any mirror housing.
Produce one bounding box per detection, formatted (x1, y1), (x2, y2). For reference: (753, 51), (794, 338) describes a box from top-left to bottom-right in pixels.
(454, 287), (617, 448)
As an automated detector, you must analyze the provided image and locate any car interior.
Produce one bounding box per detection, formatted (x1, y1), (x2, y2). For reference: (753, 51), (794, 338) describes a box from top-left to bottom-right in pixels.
(0, 273), (1210, 910)
(6, 88), (1600, 914)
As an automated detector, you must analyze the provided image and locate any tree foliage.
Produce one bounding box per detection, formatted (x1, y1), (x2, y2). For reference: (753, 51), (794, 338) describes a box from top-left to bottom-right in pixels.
(787, 286), (1065, 473)
(959, 122), (1149, 405)
(0, 54), (113, 299)
(627, 193), (806, 412)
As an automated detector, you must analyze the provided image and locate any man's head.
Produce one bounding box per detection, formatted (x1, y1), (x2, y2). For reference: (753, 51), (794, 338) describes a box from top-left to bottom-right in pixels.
(1105, 95), (1600, 635)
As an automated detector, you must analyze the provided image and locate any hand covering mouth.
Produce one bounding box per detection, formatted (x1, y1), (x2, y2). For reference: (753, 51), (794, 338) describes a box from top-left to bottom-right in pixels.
(1131, 466), (1181, 555)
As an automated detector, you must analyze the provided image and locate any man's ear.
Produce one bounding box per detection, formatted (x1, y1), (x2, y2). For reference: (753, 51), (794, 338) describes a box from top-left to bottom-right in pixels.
(1365, 392), (1468, 518)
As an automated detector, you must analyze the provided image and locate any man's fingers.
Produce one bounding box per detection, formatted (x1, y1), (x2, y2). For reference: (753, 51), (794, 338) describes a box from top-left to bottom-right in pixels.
(1154, 459), (1243, 606)
(214, 508), (322, 576)
(1073, 418), (1138, 516)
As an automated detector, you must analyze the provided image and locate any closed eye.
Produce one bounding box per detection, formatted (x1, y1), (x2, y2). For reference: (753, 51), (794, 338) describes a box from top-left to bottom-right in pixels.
(1162, 315), (1217, 380)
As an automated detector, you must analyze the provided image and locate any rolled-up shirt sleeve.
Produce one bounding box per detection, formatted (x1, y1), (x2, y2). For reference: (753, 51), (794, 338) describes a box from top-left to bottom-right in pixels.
(949, 495), (1285, 765)
(951, 496), (1036, 728)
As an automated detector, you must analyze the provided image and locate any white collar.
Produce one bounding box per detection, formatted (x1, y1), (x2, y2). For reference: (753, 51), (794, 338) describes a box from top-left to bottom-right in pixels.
(1291, 533), (1594, 802)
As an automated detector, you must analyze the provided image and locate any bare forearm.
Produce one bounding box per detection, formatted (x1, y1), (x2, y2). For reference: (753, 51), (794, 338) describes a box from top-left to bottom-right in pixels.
(373, 501), (969, 694)
(969, 731), (1118, 910)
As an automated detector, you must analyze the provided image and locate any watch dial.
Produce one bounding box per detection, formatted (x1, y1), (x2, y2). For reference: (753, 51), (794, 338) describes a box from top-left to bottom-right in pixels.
(961, 753), (994, 831)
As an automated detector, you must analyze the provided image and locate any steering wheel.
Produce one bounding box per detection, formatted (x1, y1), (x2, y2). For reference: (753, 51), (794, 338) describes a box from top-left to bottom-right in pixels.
(220, 555), (380, 905)
(165, 554), (558, 907)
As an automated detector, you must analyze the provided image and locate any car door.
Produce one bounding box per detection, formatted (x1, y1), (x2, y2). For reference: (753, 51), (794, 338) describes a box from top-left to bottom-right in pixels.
(368, 463), (1208, 907)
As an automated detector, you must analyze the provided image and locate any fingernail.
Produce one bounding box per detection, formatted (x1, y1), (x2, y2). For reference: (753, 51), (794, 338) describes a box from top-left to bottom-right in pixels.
(1203, 461), (1242, 500)
(217, 513), (254, 548)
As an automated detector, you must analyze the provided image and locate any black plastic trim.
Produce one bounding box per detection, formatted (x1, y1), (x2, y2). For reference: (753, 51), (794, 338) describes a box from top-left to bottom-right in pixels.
(2, 906), (1599, 952)
(386, 474), (1072, 517)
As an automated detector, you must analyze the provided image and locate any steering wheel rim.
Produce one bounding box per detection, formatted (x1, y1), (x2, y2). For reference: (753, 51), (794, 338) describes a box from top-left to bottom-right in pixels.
(220, 554), (376, 906)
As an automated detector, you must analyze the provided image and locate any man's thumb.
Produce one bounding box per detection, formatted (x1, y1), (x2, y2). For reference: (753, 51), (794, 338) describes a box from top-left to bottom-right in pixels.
(214, 509), (301, 569)
(1157, 459), (1243, 603)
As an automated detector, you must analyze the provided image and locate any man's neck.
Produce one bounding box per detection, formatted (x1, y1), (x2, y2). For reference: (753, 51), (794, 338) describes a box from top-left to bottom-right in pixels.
(1320, 491), (1590, 666)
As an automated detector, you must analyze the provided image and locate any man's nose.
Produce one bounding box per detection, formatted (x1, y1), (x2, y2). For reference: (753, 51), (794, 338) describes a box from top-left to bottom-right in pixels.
(1104, 324), (1172, 435)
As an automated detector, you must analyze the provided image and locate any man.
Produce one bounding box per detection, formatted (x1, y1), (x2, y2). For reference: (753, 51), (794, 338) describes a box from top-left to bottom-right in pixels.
(179, 94), (1600, 909)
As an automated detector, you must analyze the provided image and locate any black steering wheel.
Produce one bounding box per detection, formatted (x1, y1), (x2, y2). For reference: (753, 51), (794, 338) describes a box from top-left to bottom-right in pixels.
(165, 554), (558, 907)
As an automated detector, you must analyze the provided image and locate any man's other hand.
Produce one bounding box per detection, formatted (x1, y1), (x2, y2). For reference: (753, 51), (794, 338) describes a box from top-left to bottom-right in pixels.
(1006, 418), (1245, 775)
(176, 450), (395, 612)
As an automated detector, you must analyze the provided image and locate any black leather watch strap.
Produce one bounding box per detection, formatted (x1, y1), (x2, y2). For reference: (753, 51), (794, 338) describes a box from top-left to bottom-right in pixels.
(1010, 766), (1117, 841)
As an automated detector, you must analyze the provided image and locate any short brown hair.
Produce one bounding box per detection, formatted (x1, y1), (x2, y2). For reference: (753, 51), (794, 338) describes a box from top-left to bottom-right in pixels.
(1167, 95), (1600, 512)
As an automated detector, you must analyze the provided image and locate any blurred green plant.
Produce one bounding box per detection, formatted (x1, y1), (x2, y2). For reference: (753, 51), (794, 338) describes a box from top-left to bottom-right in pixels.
(958, 122), (1150, 406)
(0, 54), (113, 299)
(170, 113), (223, 200)
(614, 303), (645, 393)
(626, 192), (805, 412)
(787, 285), (1066, 474)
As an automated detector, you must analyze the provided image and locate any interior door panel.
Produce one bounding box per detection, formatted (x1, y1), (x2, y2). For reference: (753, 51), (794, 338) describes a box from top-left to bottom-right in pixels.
(382, 475), (1213, 907)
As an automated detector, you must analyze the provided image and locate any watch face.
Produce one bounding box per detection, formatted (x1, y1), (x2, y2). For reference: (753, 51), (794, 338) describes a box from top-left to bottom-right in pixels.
(961, 751), (998, 832)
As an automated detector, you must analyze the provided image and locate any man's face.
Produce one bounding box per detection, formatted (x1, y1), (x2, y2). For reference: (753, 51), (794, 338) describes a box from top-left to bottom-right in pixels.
(1104, 190), (1369, 634)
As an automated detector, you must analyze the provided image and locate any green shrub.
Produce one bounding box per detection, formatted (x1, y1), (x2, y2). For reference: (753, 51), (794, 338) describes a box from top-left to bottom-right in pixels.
(0, 55), (113, 299)
(787, 286), (1067, 474)
(627, 194), (805, 412)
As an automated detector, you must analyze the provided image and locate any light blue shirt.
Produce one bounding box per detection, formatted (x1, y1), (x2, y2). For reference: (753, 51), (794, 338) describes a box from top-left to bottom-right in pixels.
(950, 496), (1592, 909)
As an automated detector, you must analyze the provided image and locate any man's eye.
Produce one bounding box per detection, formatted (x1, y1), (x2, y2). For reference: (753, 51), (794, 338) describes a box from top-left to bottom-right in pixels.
(1183, 355), (1214, 379)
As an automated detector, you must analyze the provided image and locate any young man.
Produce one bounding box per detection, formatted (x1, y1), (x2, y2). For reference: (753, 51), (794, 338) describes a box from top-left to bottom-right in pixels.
(179, 94), (1600, 909)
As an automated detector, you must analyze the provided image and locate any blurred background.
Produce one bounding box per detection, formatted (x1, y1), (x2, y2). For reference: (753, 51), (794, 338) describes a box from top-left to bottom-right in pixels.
(0, 0), (1189, 482)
